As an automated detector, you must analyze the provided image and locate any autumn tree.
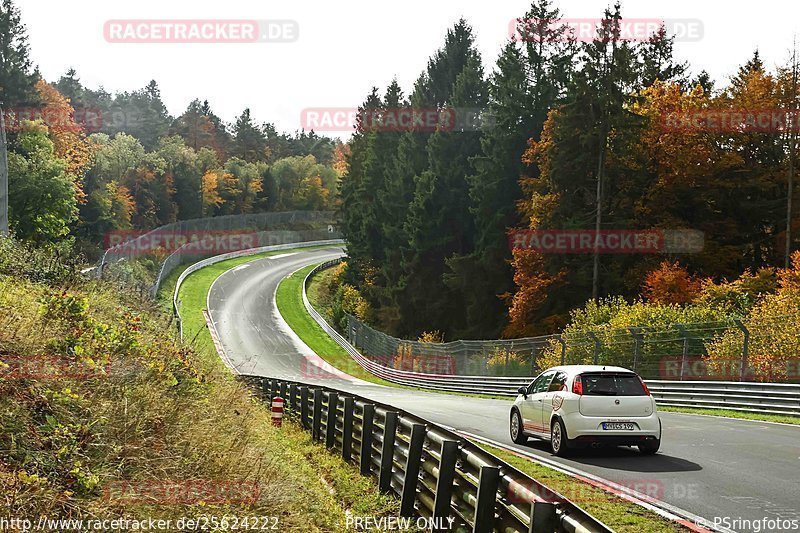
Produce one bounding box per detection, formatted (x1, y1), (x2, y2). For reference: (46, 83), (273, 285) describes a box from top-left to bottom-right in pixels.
(35, 80), (94, 200)
(642, 261), (702, 305)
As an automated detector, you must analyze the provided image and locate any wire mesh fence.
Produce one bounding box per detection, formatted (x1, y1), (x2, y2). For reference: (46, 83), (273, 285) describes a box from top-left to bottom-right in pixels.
(95, 211), (339, 297)
(345, 314), (800, 383)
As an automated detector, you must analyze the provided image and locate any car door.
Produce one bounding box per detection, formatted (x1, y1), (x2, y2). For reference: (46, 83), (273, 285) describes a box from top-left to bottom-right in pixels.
(520, 370), (555, 434)
(541, 371), (568, 429)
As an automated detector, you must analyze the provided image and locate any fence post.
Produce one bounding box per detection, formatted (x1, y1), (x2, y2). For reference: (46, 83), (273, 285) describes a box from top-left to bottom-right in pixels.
(433, 440), (459, 528)
(473, 466), (500, 532)
(676, 325), (689, 381)
(288, 383), (298, 413)
(529, 501), (557, 533)
(628, 327), (643, 374)
(326, 392), (339, 449)
(300, 386), (310, 429)
(400, 423), (426, 517)
(734, 319), (750, 382)
(280, 381), (288, 404)
(379, 411), (398, 492)
(557, 336), (566, 366)
(343, 396), (355, 461)
(587, 332), (600, 365)
(312, 388), (323, 441)
(271, 379), (279, 402)
(360, 403), (376, 476)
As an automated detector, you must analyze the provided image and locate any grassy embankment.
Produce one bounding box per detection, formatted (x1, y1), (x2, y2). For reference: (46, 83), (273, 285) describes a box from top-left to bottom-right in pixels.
(0, 239), (396, 531)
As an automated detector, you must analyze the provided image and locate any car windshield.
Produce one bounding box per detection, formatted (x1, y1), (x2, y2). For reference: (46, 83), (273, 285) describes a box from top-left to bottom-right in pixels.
(580, 373), (647, 396)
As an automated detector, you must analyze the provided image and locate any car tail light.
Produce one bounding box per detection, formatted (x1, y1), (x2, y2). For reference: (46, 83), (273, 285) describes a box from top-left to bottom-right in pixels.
(572, 375), (583, 395)
(639, 377), (651, 396)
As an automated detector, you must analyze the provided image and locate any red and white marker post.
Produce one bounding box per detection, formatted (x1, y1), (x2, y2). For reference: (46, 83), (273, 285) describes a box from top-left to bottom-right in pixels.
(271, 396), (284, 427)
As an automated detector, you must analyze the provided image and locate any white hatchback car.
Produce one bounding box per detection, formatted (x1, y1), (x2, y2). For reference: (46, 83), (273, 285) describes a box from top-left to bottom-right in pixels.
(509, 365), (661, 456)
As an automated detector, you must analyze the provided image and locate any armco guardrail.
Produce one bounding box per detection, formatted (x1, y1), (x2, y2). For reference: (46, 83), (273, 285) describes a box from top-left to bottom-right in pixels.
(645, 381), (800, 416)
(173, 239), (344, 340)
(303, 260), (800, 416)
(240, 374), (611, 533)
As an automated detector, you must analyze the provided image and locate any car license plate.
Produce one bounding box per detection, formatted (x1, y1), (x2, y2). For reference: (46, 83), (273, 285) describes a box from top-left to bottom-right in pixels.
(603, 422), (635, 430)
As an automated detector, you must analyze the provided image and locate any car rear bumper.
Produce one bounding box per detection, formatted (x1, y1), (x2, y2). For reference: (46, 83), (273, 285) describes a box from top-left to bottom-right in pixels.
(561, 411), (661, 441)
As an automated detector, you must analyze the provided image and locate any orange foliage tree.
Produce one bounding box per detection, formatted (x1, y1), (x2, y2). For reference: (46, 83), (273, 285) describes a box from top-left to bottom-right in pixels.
(642, 261), (702, 305)
(35, 80), (94, 202)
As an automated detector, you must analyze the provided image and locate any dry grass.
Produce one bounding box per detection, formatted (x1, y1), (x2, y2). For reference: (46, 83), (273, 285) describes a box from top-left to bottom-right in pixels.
(0, 240), (395, 531)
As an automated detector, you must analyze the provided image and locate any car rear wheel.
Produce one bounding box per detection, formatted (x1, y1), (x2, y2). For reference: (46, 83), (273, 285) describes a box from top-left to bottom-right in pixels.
(639, 439), (660, 455)
(551, 418), (570, 457)
(510, 409), (527, 444)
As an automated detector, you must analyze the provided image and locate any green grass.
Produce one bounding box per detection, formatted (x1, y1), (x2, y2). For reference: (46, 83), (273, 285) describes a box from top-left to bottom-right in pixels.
(476, 442), (687, 533)
(660, 405), (800, 425)
(276, 264), (390, 385)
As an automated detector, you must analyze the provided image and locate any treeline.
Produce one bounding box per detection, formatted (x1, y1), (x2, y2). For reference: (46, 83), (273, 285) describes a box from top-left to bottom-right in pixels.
(0, 0), (344, 258)
(339, 0), (800, 340)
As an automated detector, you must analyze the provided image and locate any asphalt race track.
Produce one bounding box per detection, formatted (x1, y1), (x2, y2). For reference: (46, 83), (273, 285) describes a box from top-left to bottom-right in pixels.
(207, 247), (800, 533)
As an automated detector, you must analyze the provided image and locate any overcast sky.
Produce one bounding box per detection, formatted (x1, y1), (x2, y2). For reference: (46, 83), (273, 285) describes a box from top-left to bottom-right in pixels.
(18, 0), (800, 137)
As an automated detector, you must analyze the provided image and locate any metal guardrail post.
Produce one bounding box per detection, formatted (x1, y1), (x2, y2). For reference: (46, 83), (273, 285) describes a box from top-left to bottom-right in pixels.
(343, 396), (355, 461)
(360, 403), (376, 475)
(587, 332), (600, 365)
(300, 386), (310, 429)
(312, 388), (323, 441)
(676, 325), (689, 381)
(280, 381), (288, 402)
(289, 383), (298, 412)
(734, 319), (750, 382)
(433, 440), (459, 526)
(400, 423), (426, 517)
(628, 327), (643, 373)
(557, 336), (566, 366)
(326, 392), (339, 449)
(379, 411), (399, 492)
(257, 378), (267, 401)
(271, 379), (279, 401)
(473, 466), (500, 532)
(529, 502), (557, 533)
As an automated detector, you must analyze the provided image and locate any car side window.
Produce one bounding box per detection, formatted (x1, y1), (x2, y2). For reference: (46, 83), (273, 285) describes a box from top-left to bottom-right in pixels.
(529, 371), (555, 394)
(548, 371), (568, 392)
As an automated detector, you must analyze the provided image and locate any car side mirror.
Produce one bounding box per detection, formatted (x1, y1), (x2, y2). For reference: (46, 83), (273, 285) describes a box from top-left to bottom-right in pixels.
(517, 386), (528, 397)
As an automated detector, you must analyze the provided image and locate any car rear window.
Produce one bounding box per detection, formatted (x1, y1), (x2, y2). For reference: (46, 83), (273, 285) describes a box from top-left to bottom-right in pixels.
(579, 373), (646, 396)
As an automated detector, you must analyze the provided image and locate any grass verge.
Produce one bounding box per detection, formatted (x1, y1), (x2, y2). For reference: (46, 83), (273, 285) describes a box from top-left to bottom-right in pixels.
(276, 264), (390, 385)
(659, 405), (800, 425)
(475, 442), (687, 533)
